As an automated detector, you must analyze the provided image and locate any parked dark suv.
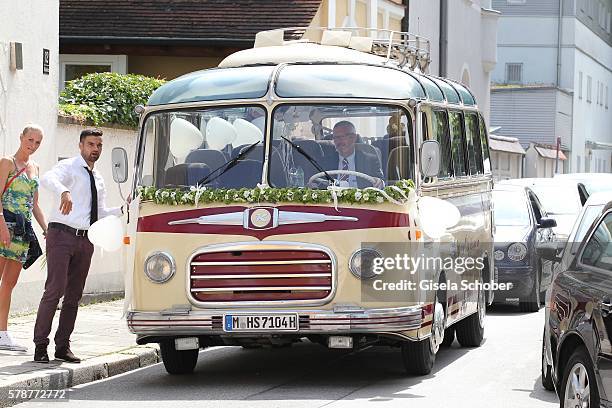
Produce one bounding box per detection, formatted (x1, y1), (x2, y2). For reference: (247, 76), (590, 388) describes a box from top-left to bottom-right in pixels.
(493, 183), (557, 312)
(541, 197), (612, 408)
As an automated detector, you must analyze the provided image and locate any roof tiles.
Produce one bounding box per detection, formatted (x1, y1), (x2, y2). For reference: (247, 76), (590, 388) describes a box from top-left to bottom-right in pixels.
(60, 0), (322, 42)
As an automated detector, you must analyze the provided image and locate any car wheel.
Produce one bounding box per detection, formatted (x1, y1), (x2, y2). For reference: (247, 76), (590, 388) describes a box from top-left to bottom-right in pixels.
(561, 347), (600, 408)
(541, 332), (555, 391)
(401, 293), (445, 375)
(519, 269), (540, 313)
(160, 340), (199, 375)
(456, 283), (485, 347)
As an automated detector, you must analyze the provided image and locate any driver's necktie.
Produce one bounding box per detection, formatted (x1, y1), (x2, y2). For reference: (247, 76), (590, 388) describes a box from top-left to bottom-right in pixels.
(339, 158), (349, 182)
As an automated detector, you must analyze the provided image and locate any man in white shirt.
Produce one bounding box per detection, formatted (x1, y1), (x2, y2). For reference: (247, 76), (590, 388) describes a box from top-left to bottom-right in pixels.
(329, 121), (384, 188)
(33, 129), (122, 364)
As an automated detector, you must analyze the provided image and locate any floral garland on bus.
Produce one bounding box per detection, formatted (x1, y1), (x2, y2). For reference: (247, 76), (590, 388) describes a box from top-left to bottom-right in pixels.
(137, 179), (415, 207)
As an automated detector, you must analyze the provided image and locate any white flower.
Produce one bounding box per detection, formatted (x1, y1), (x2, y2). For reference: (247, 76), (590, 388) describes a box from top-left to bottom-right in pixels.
(362, 193), (369, 201)
(161, 191), (170, 198)
(376, 196), (384, 203)
(311, 193), (318, 200)
(354, 191), (362, 200)
(243, 190), (251, 198)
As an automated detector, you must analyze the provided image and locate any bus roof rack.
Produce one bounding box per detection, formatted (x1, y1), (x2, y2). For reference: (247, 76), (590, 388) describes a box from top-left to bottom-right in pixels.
(254, 27), (431, 72)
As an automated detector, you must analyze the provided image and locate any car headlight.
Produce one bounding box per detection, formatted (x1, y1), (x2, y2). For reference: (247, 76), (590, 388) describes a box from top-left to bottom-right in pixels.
(349, 248), (382, 279)
(507, 243), (527, 262)
(144, 252), (176, 283)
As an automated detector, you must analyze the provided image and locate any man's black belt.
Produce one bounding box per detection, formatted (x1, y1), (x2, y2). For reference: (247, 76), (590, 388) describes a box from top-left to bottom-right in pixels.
(48, 222), (88, 237)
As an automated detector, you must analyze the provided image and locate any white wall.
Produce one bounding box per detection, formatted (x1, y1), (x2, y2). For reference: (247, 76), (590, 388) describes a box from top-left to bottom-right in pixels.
(1, 1), (60, 313)
(493, 16), (576, 87)
(570, 20), (612, 172)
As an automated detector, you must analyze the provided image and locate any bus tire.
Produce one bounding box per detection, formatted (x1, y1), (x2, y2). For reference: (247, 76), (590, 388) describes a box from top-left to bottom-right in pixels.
(160, 341), (199, 375)
(401, 292), (445, 375)
(401, 339), (434, 375)
(441, 326), (454, 347)
(456, 284), (485, 347)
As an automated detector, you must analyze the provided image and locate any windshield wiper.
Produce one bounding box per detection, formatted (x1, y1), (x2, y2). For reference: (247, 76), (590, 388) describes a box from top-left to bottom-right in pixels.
(279, 135), (335, 185)
(196, 141), (261, 186)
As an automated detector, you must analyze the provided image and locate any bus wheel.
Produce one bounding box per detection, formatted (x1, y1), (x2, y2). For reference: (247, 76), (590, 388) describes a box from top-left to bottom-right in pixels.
(455, 285), (485, 347)
(401, 295), (445, 375)
(160, 341), (199, 375)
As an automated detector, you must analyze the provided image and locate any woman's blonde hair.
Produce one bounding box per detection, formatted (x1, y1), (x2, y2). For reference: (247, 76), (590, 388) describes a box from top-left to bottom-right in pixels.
(21, 124), (44, 137)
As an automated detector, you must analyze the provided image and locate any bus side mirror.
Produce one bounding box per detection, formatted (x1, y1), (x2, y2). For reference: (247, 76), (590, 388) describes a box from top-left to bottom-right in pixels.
(111, 147), (129, 184)
(420, 140), (440, 178)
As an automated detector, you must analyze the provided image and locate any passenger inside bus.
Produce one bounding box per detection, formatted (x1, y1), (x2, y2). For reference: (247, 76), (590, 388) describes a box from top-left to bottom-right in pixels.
(326, 121), (384, 188)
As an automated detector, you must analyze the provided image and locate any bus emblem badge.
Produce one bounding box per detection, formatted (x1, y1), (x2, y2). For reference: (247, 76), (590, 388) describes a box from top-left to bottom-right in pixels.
(249, 208), (274, 229)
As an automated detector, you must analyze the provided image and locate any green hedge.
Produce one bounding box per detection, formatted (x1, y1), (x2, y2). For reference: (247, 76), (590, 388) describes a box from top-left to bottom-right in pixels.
(59, 73), (165, 127)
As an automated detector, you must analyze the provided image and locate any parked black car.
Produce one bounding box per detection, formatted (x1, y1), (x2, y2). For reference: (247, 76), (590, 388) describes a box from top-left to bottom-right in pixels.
(541, 198), (612, 408)
(493, 183), (557, 312)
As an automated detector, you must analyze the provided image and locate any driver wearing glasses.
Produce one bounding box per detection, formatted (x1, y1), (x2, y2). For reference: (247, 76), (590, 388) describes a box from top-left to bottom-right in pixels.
(329, 121), (384, 188)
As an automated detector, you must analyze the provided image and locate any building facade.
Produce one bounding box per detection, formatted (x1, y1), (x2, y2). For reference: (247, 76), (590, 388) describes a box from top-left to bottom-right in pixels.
(0, 0), (60, 312)
(408, 0), (500, 122)
(491, 0), (612, 174)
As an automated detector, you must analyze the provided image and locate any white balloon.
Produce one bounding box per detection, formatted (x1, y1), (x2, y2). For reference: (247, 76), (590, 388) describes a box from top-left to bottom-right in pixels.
(233, 118), (264, 146)
(88, 216), (124, 252)
(417, 196), (461, 239)
(169, 118), (203, 158)
(206, 117), (237, 150)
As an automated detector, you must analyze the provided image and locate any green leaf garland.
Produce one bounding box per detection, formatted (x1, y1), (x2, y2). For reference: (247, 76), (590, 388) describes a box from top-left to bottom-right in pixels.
(137, 180), (415, 206)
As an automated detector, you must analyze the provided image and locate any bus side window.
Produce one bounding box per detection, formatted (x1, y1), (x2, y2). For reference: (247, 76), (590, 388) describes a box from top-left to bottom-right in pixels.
(465, 112), (483, 175)
(449, 111), (467, 176)
(479, 114), (492, 174)
(432, 110), (453, 178)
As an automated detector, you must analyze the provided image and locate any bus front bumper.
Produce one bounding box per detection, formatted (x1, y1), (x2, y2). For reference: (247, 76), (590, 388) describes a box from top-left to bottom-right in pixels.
(127, 305), (425, 339)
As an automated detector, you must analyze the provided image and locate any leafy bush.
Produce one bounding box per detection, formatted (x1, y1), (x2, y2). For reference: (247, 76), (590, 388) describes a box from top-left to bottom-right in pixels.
(59, 73), (165, 127)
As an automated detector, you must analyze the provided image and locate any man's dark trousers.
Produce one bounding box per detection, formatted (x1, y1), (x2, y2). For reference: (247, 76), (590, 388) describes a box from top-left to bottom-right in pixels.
(33, 227), (94, 348)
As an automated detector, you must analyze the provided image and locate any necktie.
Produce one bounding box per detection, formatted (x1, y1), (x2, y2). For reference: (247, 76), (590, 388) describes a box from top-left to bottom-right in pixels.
(84, 167), (98, 225)
(339, 158), (349, 182)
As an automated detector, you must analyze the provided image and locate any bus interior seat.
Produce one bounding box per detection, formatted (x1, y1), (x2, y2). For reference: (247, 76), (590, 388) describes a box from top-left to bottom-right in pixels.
(185, 149), (228, 173)
(387, 146), (412, 182)
(219, 159), (262, 188)
(164, 163), (211, 187)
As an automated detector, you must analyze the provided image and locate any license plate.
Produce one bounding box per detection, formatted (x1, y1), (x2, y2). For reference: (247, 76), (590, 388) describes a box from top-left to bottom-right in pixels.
(223, 314), (299, 332)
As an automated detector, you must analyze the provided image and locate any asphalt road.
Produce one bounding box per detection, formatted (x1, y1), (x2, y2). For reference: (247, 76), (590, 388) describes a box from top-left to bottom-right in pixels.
(17, 304), (560, 408)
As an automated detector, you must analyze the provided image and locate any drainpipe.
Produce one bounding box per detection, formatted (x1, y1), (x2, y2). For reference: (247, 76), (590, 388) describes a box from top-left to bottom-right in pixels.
(402, 0), (409, 32)
(556, 0), (563, 87)
(439, 0), (448, 77)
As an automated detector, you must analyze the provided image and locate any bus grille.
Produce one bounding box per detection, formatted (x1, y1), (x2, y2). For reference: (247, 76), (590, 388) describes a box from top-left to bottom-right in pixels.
(189, 249), (333, 303)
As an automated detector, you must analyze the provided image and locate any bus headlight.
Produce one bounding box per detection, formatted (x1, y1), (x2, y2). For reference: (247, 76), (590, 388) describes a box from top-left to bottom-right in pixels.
(507, 243), (527, 262)
(349, 248), (382, 280)
(144, 252), (176, 283)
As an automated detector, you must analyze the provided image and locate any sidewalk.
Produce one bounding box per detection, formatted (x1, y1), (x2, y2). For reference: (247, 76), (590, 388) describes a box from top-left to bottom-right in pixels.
(0, 300), (160, 407)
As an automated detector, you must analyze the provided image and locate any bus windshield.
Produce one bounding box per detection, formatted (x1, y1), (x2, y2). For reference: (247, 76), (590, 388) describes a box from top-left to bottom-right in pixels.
(139, 105), (266, 189)
(268, 104), (413, 189)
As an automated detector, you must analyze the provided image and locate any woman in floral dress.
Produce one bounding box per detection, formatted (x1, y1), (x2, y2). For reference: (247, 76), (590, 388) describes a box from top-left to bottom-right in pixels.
(0, 125), (47, 351)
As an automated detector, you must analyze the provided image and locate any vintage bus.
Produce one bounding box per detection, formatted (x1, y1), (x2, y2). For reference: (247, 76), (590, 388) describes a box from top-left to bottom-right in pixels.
(114, 28), (494, 376)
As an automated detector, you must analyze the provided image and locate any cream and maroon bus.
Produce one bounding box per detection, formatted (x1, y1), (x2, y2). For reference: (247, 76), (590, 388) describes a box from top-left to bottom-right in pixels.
(114, 28), (494, 376)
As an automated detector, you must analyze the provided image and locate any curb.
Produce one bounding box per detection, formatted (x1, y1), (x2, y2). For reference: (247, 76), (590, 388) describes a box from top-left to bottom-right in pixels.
(0, 345), (160, 407)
